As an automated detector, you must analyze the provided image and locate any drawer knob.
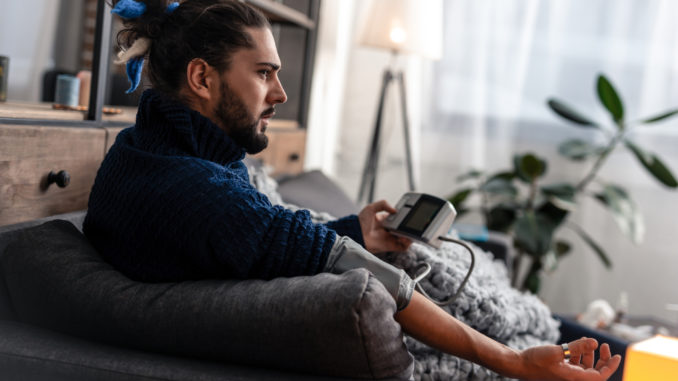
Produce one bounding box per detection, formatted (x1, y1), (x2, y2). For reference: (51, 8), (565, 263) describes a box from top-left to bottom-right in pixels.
(288, 153), (300, 162)
(47, 170), (71, 188)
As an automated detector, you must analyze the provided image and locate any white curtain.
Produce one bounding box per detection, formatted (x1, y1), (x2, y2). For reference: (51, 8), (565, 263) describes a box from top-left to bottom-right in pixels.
(422, 0), (678, 321)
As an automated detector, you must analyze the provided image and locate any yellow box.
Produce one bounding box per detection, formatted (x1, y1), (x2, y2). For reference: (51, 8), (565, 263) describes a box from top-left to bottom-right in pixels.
(623, 335), (678, 381)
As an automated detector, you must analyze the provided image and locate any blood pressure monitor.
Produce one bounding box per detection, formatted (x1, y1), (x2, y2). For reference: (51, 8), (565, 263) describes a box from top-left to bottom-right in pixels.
(383, 193), (457, 248)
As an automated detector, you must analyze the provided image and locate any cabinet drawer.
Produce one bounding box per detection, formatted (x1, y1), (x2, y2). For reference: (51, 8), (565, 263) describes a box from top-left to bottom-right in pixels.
(250, 128), (306, 176)
(0, 125), (106, 225)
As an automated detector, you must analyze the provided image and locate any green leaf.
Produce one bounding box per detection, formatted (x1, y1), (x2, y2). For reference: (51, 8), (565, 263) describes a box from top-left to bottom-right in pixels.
(456, 207), (471, 218)
(625, 140), (678, 188)
(541, 183), (577, 211)
(513, 211), (557, 257)
(523, 270), (541, 294)
(480, 177), (518, 197)
(514, 153), (547, 183)
(571, 224), (612, 268)
(641, 108), (678, 124)
(456, 170), (484, 182)
(547, 98), (599, 128)
(488, 171), (516, 182)
(558, 139), (605, 161)
(486, 204), (518, 233)
(541, 183), (576, 206)
(597, 75), (625, 125)
(541, 183), (576, 198)
(537, 201), (570, 227)
(522, 262), (543, 294)
(555, 240), (571, 257)
(448, 188), (473, 207)
(594, 183), (645, 244)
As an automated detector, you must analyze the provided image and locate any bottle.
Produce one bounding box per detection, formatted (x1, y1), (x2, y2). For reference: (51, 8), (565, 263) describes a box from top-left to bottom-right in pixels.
(0, 55), (8, 102)
(615, 291), (629, 323)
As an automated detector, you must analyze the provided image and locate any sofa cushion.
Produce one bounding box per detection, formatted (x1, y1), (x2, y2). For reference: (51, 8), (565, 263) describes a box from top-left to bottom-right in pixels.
(0, 220), (413, 380)
(0, 320), (347, 381)
(277, 170), (360, 217)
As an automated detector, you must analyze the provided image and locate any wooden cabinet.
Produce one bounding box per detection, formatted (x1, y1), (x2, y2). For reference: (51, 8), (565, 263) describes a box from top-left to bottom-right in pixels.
(0, 124), (105, 225)
(251, 126), (306, 176)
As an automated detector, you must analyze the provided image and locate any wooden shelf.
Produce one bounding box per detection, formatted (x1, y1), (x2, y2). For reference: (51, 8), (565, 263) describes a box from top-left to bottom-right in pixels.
(244, 0), (315, 29)
(0, 101), (136, 125)
(0, 101), (300, 131)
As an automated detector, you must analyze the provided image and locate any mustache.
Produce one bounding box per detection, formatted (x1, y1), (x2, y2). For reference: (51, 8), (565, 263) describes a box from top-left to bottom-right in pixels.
(260, 107), (275, 118)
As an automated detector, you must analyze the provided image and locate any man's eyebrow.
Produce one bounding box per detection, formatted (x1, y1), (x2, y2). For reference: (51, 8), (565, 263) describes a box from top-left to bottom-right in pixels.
(256, 62), (281, 71)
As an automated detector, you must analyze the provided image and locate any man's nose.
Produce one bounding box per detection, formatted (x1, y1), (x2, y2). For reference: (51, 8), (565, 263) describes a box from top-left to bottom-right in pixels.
(268, 77), (287, 105)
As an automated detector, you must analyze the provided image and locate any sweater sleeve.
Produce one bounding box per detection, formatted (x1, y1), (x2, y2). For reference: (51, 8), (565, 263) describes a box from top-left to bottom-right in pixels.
(202, 179), (338, 280)
(324, 215), (365, 247)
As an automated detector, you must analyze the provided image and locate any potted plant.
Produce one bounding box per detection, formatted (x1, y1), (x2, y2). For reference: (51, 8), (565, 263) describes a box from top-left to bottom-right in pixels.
(449, 74), (678, 293)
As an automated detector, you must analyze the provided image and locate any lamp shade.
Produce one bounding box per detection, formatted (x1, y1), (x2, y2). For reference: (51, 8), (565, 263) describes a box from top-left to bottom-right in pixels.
(358, 0), (443, 60)
(623, 335), (678, 380)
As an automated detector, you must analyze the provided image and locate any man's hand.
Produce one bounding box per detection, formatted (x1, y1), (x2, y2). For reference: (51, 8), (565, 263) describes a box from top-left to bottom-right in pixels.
(358, 200), (411, 254)
(517, 337), (622, 380)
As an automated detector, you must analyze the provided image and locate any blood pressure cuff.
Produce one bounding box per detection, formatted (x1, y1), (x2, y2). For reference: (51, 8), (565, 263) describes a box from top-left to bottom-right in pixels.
(325, 236), (413, 311)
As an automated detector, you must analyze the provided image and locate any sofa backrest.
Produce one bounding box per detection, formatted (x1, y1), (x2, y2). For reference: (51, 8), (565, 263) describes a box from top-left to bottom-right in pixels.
(0, 218), (414, 379)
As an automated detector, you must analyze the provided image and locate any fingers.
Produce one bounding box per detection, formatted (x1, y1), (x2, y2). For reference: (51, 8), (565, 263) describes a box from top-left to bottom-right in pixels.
(582, 346), (594, 368)
(594, 343), (622, 379)
(368, 199), (397, 214)
(398, 236), (413, 249)
(597, 354), (622, 379)
(568, 337), (598, 359)
(569, 352), (582, 366)
(392, 236), (412, 251)
(382, 234), (411, 252)
(595, 343), (611, 370)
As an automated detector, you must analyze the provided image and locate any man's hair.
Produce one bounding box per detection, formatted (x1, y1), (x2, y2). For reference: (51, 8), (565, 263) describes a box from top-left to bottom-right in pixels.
(114, 0), (271, 95)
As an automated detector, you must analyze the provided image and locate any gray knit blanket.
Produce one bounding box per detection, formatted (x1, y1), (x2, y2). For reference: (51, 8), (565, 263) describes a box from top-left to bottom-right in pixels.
(248, 166), (560, 380)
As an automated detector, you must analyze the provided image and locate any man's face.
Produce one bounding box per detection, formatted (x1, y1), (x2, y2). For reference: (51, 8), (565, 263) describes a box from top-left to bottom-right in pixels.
(211, 27), (287, 154)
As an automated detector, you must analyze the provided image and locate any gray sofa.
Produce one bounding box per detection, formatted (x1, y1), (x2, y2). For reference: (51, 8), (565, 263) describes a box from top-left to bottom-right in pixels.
(0, 170), (414, 381)
(0, 169), (628, 381)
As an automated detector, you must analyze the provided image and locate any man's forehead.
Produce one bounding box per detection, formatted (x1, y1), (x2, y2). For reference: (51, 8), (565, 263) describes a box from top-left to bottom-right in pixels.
(239, 27), (281, 67)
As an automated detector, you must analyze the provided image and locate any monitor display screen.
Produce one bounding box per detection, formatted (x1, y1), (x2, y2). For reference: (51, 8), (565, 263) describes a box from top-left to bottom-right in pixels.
(401, 198), (442, 235)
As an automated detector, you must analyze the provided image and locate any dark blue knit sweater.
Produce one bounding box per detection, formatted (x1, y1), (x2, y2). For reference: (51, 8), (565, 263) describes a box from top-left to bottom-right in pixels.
(84, 89), (364, 282)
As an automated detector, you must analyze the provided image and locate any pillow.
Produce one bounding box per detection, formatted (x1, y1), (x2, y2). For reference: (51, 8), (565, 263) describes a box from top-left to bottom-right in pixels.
(0, 220), (413, 379)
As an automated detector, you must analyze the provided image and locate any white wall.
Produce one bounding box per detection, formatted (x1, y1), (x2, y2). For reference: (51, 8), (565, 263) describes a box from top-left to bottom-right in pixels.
(0, 0), (62, 102)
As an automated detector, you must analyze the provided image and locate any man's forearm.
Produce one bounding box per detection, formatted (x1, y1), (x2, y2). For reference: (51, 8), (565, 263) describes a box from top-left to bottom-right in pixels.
(395, 291), (524, 378)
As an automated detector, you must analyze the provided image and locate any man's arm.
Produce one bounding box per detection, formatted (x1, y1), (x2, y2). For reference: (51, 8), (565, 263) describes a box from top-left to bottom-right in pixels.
(357, 199), (621, 380)
(396, 291), (621, 380)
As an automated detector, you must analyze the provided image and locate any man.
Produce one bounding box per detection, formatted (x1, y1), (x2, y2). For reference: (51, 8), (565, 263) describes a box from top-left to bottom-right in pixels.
(85, 0), (621, 379)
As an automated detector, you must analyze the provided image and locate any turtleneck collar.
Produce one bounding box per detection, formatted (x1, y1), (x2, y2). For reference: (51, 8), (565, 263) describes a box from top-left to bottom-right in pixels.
(134, 89), (246, 166)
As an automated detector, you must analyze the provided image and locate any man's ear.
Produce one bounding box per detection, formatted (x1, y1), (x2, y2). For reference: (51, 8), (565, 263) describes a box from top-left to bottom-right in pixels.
(185, 58), (215, 101)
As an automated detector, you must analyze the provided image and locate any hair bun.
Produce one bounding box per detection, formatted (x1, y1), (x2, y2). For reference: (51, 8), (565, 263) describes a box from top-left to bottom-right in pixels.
(113, 0), (174, 46)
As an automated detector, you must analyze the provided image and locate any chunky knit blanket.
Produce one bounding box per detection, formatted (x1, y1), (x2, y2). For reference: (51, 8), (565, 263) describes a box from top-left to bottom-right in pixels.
(248, 165), (560, 380)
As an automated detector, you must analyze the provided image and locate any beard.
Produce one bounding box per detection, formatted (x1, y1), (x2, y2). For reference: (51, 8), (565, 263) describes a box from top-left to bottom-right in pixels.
(213, 82), (271, 154)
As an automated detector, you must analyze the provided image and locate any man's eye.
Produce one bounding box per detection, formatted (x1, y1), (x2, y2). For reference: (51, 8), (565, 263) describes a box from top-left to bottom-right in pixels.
(258, 70), (270, 78)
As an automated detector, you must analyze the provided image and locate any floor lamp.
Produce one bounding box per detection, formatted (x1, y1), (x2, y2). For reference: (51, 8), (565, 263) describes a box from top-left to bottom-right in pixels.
(356, 0), (442, 204)
(358, 67), (415, 204)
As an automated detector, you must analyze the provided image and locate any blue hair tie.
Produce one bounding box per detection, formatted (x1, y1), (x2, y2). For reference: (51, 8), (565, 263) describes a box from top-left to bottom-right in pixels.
(166, 2), (179, 14)
(125, 56), (145, 93)
(111, 0), (147, 19)
(114, 1), (179, 93)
